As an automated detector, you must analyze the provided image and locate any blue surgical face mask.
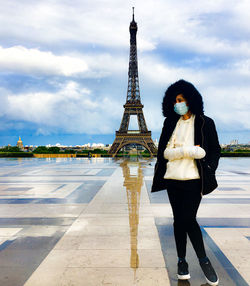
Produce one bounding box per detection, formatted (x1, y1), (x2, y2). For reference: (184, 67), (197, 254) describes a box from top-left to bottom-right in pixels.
(174, 102), (189, 115)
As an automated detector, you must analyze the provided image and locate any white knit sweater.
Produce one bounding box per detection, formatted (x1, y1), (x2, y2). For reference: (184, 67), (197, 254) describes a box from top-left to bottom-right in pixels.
(163, 114), (206, 180)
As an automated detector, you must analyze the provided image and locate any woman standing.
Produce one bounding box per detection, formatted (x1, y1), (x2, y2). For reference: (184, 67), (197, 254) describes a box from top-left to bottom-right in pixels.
(151, 80), (221, 286)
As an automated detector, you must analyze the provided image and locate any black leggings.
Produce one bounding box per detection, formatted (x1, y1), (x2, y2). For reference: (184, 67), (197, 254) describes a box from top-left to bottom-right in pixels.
(166, 179), (206, 259)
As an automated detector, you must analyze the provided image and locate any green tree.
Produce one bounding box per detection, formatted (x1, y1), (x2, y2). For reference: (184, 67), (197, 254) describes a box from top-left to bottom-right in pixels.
(0, 146), (21, 152)
(92, 149), (108, 154)
(48, 147), (60, 153)
(33, 146), (49, 154)
(79, 150), (90, 154)
(64, 149), (76, 154)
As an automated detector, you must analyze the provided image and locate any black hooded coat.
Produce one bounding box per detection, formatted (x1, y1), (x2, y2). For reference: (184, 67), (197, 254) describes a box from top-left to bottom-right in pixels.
(151, 114), (221, 195)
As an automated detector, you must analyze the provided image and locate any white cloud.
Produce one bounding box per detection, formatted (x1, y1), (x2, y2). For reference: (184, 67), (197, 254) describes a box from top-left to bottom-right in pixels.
(203, 85), (250, 131)
(0, 46), (88, 76)
(1, 0), (249, 56)
(140, 55), (209, 87)
(136, 0), (250, 57)
(139, 54), (250, 133)
(83, 53), (128, 78)
(4, 81), (122, 134)
(0, 45), (130, 78)
(233, 59), (250, 77)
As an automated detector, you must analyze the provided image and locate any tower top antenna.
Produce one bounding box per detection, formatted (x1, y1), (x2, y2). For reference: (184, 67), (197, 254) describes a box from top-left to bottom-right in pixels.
(132, 7), (135, 21)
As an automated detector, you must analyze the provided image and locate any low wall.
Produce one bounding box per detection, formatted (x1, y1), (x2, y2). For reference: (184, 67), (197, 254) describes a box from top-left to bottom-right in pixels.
(33, 154), (76, 158)
(221, 152), (250, 157)
(76, 154), (108, 157)
(0, 152), (33, 157)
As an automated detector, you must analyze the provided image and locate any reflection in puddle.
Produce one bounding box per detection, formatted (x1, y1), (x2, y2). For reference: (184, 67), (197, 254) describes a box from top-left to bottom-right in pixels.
(120, 160), (143, 274)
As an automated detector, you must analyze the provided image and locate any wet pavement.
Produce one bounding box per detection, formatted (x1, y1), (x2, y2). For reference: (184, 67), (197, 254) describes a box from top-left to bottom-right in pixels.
(0, 157), (249, 285)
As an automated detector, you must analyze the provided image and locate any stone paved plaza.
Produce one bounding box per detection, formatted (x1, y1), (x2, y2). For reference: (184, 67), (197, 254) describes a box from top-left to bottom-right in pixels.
(0, 157), (249, 286)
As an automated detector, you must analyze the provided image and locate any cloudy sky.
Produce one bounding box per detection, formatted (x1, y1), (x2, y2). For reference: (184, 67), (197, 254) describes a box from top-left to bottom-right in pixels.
(0, 0), (250, 146)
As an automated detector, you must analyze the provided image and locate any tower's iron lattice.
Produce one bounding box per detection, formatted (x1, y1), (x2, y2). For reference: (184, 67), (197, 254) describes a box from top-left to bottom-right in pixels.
(109, 8), (157, 156)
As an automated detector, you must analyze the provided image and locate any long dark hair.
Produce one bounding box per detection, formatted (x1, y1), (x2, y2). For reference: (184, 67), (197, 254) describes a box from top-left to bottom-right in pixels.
(162, 79), (204, 118)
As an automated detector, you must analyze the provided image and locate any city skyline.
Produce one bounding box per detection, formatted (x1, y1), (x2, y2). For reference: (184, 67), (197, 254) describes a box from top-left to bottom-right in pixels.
(2, 136), (248, 149)
(1, 1), (250, 146)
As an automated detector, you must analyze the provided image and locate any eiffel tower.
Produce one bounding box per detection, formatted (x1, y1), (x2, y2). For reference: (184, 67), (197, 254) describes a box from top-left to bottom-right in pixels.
(109, 8), (157, 156)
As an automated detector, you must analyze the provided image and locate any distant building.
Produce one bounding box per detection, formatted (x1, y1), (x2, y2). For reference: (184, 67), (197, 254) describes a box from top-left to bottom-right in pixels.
(92, 143), (105, 148)
(17, 136), (24, 150)
(230, 139), (238, 145)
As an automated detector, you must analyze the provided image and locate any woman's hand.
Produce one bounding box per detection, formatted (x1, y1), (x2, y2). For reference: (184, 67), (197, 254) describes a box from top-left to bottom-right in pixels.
(164, 146), (206, 161)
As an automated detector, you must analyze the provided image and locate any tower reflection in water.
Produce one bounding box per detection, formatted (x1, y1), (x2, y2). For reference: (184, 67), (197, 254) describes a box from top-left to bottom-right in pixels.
(120, 160), (211, 286)
(120, 160), (143, 274)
